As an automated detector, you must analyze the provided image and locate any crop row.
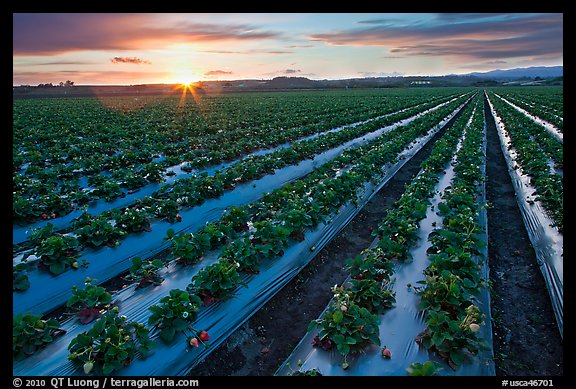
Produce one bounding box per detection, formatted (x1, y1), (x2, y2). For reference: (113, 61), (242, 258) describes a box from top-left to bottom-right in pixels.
(488, 87), (563, 130)
(14, 90), (458, 225)
(13, 94), (469, 295)
(302, 95), (478, 372)
(12, 95), (448, 246)
(415, 98), (489, 369)
(13, 94), (472, 375)
(486, 92), (563, 231)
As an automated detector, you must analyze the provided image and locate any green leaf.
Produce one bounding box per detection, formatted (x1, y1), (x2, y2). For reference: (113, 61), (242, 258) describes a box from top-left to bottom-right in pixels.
(93, 318), (106, 334)
(336, 342), (350, 356)
(159, 327), (176, 343)
(346, 336), (357, 345)
(432, 332), (445, 347)
(172, 317), (188, 332)
(102, 362), (115, 375)
(450, 349), (464, 366)
(332, 310), (343, 324)
(307, 320), (317, 333)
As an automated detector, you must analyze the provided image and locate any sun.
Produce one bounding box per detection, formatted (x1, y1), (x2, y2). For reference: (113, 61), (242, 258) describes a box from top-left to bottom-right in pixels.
(168, 70), (200, 88)
(178, 77), (198, 88)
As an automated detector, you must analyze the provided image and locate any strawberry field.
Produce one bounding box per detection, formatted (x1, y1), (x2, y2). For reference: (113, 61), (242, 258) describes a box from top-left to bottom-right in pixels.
(12, 87), (563, 376)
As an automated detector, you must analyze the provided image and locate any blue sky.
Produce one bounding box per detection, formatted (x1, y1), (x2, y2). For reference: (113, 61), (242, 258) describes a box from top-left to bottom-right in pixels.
(13, 13), (563, 85)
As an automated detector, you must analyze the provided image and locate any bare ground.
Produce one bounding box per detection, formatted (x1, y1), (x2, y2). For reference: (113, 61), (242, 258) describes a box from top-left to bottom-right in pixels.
(483, 96), (563, 376)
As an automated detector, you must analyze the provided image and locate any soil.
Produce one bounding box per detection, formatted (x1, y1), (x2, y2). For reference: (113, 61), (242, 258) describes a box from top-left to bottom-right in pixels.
(483, 96), (563, 376)
(188, 96), (564, 377)
(188, 108), (458, 377)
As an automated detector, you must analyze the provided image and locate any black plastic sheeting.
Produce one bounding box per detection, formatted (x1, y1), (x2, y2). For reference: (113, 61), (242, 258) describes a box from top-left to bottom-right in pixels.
(14, 96), (466, 317)
(486, 94), (563, 337)
(13, 100), (468, 376)
(275, 109), (495, 376)
(13, 99), (440, 245)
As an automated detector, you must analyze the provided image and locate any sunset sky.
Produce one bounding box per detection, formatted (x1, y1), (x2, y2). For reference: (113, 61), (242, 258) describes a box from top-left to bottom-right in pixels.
(13, 13), (563, 86)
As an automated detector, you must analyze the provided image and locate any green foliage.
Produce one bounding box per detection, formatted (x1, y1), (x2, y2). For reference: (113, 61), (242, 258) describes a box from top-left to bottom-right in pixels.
(124, 256), (165, 287)
(406, 361), (443, 376)
(148, 289), (202, 343)
(36, 234), (81, 275)
(68, 308), (153, 375)
(13, 313), (64, 361)
(188, 259), (242, 301)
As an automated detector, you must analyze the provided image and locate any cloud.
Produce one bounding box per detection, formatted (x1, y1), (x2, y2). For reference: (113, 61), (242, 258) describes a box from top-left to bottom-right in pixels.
(15, 60), (97, 66)
(111, 57), (151, 64)
(285, 45), (315, 48)
(284, 69), (301, 74)
(201, 49), (294, 55)
(358, 71), (404, 77)
(204, 70), (233, 77)
(309, 13), (562, 62)
(13, 13), (283, 56)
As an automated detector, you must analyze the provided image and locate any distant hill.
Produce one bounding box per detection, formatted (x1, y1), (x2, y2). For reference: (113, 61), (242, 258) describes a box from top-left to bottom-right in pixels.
(465, 66), (563, 80)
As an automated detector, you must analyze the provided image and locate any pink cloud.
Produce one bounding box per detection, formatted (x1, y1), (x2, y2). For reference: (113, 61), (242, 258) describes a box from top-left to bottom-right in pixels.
(13, 13), (282, 56)
(111, 57), (151, 64)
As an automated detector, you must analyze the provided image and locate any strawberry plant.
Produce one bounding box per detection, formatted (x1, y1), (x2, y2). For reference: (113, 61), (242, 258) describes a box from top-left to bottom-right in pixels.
(13, 263), (30, 291)
(35, 234), (81, 275)
(92, 180), (123, 202)
(124, 256), (165, 288)
(76, 217), (127, 248)
(22, 222), (58, 250)
(347, 278), (396, 313)
(345, 251), (394, 282)
(199, 222), (229, 249)
(66, 278), (113, 324)
(417, 305), (484, 367)
(165, 229), (211, 265)
(221, 206), (250, 233)
(406, 361), (443, 376)
(150, 198), (181, 223)
(13, 313), (66, 361)
(67, 308), (153, 375)
(115, 169), (148, 190)
(148, 289), (202, 343)
(221, 237), (260, 273)
(140, 162), (166, 183)
(115, 206), (151, 233)
(252, 220), (291, 258)
(308, 285), (381, 357)
(277, 207), (314, 240)
(188, 258), (242, 303)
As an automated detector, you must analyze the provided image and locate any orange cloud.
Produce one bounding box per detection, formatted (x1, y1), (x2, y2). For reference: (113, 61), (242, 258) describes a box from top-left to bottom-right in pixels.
(111, 57), (151, 64)
(13, 13), (283, 56)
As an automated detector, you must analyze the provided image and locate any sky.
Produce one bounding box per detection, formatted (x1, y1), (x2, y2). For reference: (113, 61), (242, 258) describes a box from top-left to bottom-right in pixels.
(13, 13), (563, 86)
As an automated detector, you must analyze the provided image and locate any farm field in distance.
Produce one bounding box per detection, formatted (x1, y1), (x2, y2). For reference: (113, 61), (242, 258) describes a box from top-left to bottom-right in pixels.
(13, 86), (563, 378)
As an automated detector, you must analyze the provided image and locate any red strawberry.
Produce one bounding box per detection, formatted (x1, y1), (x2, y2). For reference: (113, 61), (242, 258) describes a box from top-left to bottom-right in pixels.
(41, 213), (48, 219)
(199, 331), (210, 342)
(189, 337), (199, 348)
(382, 346), (392, 358)
(51, 213), (56, 219)
(176, 214), (182, 221)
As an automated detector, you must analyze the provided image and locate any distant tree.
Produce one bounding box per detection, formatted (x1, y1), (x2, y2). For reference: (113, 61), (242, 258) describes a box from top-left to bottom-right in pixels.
(65, 80), (75, 87)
